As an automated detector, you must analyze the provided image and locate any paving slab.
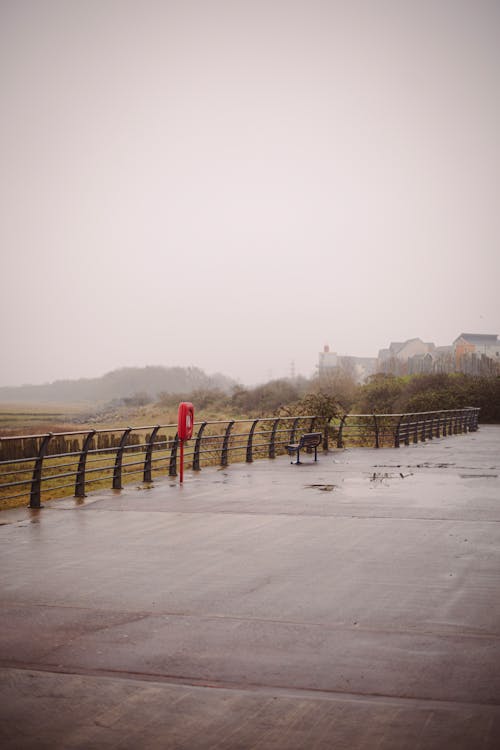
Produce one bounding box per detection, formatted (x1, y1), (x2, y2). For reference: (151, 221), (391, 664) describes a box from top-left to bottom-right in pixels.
(1, 425), (500, 748)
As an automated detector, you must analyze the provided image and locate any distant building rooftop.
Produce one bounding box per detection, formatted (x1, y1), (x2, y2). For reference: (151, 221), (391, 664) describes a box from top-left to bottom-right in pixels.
(454, 333), (499, 345)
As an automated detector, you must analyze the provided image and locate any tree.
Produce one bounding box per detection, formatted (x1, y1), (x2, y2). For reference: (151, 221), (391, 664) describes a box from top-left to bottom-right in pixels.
(297, 391), (343, 421)
(354, 374), (405, 413)
(308, 369), (357, 413)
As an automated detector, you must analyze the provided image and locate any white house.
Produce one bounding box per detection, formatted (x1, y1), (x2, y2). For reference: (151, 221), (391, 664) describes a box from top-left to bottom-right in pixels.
(377, 338), (435, 374)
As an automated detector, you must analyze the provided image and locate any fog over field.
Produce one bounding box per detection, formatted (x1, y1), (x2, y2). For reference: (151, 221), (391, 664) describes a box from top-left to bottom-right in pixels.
(1, 0), (499, 387)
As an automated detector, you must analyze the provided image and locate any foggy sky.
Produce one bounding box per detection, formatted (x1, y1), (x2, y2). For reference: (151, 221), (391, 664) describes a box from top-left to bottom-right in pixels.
(1, 0), (499, 387)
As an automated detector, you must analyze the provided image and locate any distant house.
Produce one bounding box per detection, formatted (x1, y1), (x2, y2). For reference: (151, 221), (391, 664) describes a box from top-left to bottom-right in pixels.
(377, 342), (403, 364)
(453, 333), (500, 375)
(377, 338), (435, 375)
(407, 352), (434, 375)
(453, 334), (500, 361)
(318, 345), (376, 383)
(432, 346), (455, 373)
(318, 344), (339, 373)
(375, 334), (500, 377)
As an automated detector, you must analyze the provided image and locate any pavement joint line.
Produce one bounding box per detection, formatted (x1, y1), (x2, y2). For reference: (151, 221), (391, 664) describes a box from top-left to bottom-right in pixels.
(22, 506), (500, 523)
(3, 602), (500, 641)
(2, 662), (500, 711)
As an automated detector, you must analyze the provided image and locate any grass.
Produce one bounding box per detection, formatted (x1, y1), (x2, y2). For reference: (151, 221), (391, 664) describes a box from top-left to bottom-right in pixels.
(0, 402), (93, 435)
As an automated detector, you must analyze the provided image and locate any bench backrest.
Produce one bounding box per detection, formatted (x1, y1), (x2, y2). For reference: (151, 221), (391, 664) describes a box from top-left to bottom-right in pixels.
(299, 432), (322, 447)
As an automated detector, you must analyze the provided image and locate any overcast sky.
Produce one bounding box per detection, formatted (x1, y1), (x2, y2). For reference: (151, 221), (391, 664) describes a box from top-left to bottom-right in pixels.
(1, 0), (499, 387)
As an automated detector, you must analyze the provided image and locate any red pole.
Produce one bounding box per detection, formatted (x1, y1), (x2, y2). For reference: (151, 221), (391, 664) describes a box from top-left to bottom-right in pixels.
(180, 440), (184, 484)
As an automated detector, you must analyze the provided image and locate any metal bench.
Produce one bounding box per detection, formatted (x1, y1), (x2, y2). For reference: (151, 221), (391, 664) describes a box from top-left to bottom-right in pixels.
(286, 432), (322, 464)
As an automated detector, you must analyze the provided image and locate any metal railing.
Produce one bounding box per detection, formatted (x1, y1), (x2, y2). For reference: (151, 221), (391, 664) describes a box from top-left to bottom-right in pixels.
(332, 408), (480, 448)
(0, 408), (479, 509)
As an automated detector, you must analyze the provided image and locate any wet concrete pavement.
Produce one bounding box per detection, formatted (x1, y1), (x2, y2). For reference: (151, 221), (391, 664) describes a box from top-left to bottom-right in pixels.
(1, 425), (500, 748)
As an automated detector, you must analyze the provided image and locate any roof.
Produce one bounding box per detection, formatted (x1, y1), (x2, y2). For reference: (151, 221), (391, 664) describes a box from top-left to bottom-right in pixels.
(454, 333), (499, 346)
(389, 342), (404, 354)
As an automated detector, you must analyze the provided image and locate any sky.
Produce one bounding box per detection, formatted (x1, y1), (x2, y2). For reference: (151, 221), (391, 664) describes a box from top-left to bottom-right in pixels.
(1, 0), (499, 387)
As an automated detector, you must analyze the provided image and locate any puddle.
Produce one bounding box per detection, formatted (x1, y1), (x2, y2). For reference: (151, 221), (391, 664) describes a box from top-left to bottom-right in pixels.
(459, 474), (498, 479)
(370, 472), (392, 486)
(305, 484), (336, 492)
(370, 472), (413, 483)
(414, 463), (455, 469)
(375, 462), (454, 469)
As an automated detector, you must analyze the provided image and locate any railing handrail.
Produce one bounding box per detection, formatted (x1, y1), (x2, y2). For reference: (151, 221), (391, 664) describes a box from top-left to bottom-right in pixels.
(338, 408), (477, 418)
(0, 414), (321, 443)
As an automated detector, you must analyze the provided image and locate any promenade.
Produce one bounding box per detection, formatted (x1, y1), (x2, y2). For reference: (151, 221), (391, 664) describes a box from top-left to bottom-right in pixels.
(1, 425), (500, 749)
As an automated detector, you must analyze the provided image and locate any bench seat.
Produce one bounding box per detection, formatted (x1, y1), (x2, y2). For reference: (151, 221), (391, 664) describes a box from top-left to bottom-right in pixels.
(286, 432), (322, 464)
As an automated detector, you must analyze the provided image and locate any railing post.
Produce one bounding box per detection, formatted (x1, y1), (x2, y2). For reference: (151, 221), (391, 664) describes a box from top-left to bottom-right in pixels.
(169, 434), (179, 476)
(29, 433), (53, 508)
(428, 413), (434, 440)
(395, 416), (403, 448)
(75, 430), (96, 497)
(404, 415), (411, 446)
(373, 415), (380, 449)
(413, 414), (418, 444)
(289, 417), (300, 447)
(143, 425), (161, 483)
(473, 408), (480, 431)
(337, 416), (346, 448)
(436, 413), (441, 438)
(421, 415), (427, 442)
(309, 416), (317, 432)
(246, 419), (259, 463)
(323, 417), (331, 451)
(463, 409), (470, 432)
(193, 422), (207, 471)
(269, 418), (280, 459)
(221, 421), (234, 466)
(113, 428), (132, 489)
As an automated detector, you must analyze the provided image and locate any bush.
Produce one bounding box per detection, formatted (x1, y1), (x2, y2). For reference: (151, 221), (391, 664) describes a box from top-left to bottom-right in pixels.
(230, 379), (308, 416)
(355, 373), (500, 422)
(354, 374), (406, 413)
